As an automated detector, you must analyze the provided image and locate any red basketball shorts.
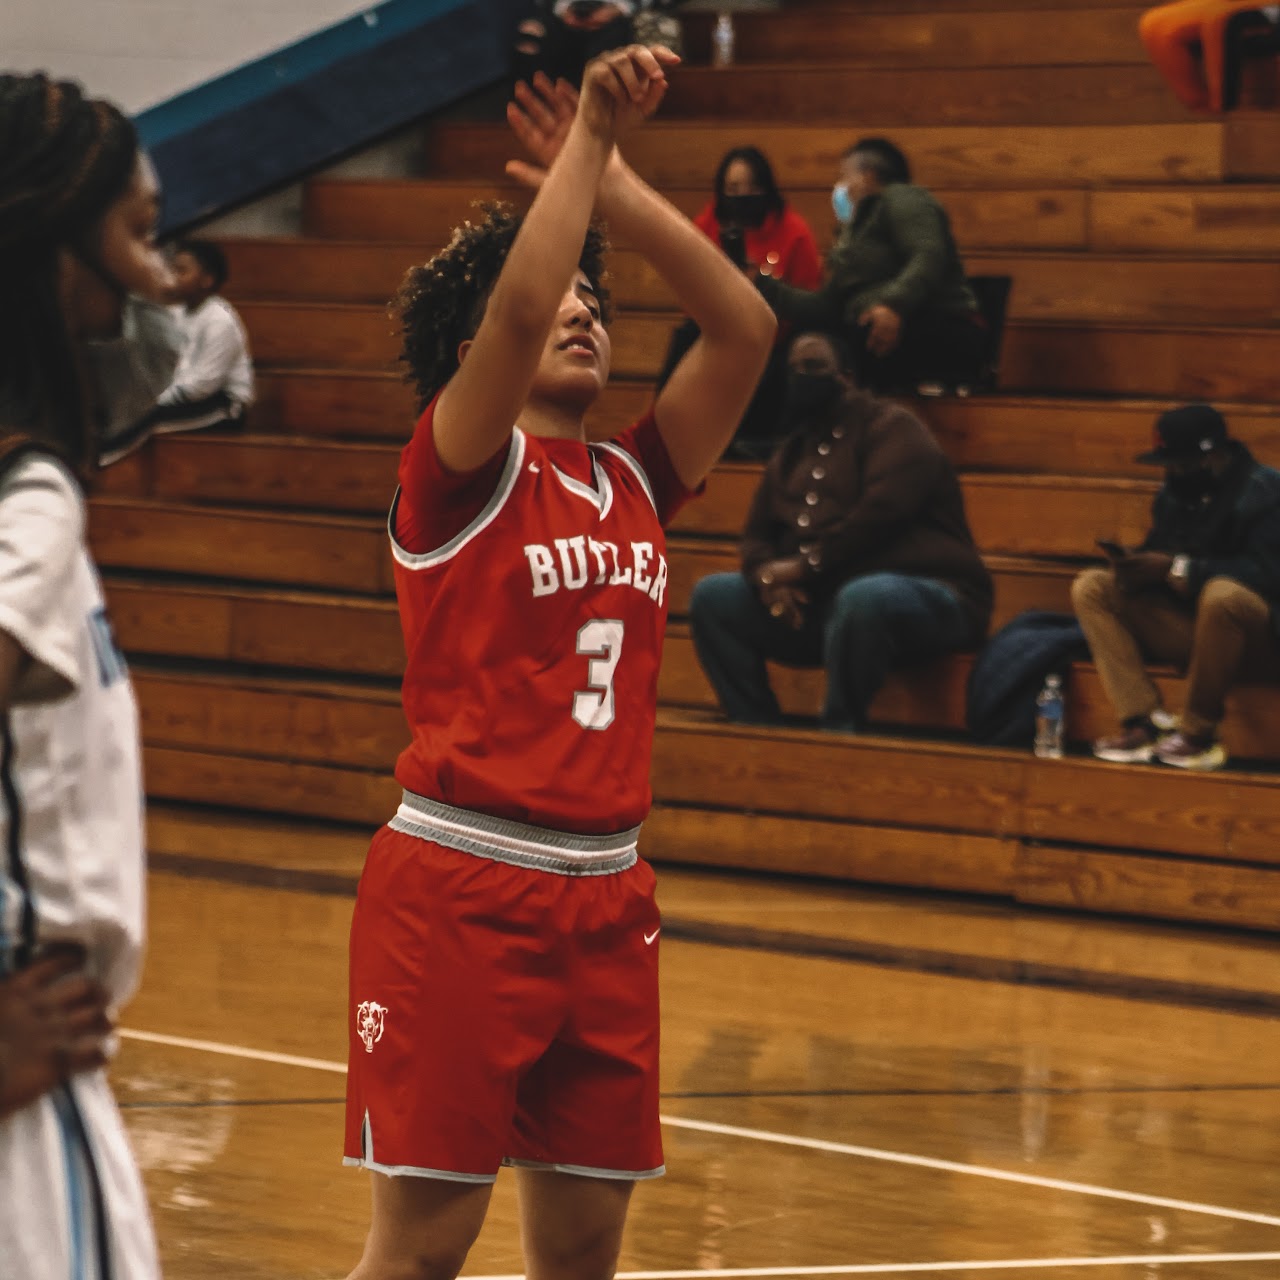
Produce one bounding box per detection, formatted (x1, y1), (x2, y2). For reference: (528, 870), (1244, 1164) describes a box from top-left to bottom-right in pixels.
(343, 820), (664, 1182)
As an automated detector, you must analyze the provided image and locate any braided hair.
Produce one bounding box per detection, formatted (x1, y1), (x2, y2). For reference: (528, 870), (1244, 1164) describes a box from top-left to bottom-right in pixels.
(395, 203), (612, 411)
(0, 73), (139, 467)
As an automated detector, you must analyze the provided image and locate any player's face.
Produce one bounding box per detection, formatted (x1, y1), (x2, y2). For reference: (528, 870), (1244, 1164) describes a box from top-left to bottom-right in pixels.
(532, 271), (611, 410)
(70, 155), (174, 337)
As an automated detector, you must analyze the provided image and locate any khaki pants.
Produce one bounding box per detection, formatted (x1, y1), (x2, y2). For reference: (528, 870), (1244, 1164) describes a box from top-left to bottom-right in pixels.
(1071, 568), (1280, 736)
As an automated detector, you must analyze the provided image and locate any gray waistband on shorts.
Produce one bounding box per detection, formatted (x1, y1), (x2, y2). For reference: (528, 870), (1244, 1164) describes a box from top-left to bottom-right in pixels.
(389, 790), (641, 876)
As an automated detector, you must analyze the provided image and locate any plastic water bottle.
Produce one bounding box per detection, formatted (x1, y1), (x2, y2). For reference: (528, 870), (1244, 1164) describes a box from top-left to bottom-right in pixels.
(712, 13), (735, 66)
(1034, 674), (1065, 759)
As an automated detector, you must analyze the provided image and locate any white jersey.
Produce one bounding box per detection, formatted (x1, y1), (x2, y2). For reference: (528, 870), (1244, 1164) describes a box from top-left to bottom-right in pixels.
(0, 456), (145, 1000)
(0, 453), (158, 1280)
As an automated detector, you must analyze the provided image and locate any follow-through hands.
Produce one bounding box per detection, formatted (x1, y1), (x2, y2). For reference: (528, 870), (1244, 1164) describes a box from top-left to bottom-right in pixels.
(505, 45), (680, 190)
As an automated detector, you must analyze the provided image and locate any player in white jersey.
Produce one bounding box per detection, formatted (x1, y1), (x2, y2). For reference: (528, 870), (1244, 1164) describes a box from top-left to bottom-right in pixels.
(0, 72), (177, 1279)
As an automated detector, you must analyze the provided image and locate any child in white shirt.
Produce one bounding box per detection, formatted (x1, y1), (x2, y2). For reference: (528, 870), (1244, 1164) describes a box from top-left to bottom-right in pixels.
(99, 238), (255, 465)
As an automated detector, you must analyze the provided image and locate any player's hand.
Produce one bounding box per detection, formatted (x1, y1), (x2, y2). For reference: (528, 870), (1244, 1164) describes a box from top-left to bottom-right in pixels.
(0, 945), (114, 1119)
(578, 45), (678, 142)
(507, 51), (674, 190)
(860, 304), (902, 357)
(506, 72), (579, 190)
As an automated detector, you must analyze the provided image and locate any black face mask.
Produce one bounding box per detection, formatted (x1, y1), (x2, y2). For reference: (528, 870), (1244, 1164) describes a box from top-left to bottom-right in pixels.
(785, 372), (843, 423)
(1166, 466), (1218, 502)
(718, 193), (770, 228)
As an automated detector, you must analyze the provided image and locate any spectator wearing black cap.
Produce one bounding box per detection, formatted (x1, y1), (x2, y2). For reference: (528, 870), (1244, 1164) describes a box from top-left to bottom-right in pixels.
(1073, 402), (1280, 770)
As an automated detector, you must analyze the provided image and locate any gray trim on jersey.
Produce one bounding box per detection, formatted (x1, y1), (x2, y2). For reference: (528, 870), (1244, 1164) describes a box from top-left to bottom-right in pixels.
(503, 1156), (666, 1181)
(550, 453), (614, 519)
(387, 430), (526, 571)
(389, 790), (640, 876)
(594, 440), (657, 516)
(345, 1112), (498, 1183)
(341, 1155), (497, 1184)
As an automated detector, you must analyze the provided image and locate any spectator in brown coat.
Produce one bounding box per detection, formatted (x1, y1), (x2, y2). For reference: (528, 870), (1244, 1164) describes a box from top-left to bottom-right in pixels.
(689, 330), (992, 730)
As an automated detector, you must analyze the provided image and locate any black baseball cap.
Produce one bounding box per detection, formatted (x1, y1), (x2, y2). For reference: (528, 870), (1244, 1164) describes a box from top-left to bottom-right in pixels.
(1136, 403), (1229, 465)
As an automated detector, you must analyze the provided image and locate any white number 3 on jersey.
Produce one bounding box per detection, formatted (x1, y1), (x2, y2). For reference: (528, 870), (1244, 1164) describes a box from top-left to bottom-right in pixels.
(573, 619), (624, 730)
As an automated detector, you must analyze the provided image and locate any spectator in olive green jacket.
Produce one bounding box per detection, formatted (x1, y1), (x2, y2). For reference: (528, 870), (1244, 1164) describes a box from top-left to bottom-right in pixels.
(756, 137), (985, 394)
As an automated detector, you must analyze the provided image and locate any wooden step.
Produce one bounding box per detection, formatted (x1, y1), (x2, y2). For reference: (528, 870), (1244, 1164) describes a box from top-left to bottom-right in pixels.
(138, 738), (1280, 932)
(224, 239), (676, 310)
(652, 709), (1280, 865)
(674, 467), (1156, 553)
(644, 804), (1280, 932)
(1001, 321), (1280, 401)
(130, 672), (1280, 869)
(254, 368), (415, 439)
(304, 178), (1280, 259)
(427, 120), (1229, 189)
(88, 499), (393, 594)
(922, 396), (1280, 478)
(131, 432), (1160, 557)
(661, 63), (1185, 126)
(252, 368), (651, 440)
(101, 551), (1073, 677)
(303, 178), (1090, 254)
(227, 240), (1280, 330)
(676, 7), (1148, 67)
(144, 743), (398, 826)
(659, 622), (1280, 764)
(104, 579), (403, 677)
(967, 254), (1280, 327)
(237, 301), (673, 378)
(241, 375), (1280, 477)
(134, 667), (402, 771)
(1091, 186), (1280, 255)
(240, 301), (1280, 400)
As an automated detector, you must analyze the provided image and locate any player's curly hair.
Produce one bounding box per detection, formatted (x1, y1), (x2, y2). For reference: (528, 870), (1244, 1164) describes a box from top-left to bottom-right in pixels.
(0, 73), (139, 470)
(395, 202), (612, 410)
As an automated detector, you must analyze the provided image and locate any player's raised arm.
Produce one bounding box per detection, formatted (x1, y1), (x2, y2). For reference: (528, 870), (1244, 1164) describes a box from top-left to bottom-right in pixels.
(435, 46), (677, 473)
(508, 68), (777, 490)
(596, 160), (777, 490)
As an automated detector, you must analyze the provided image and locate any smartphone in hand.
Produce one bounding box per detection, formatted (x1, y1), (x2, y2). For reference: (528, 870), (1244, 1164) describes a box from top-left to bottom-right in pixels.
(720, 225), (748, 270)
(1097, 539), (1128, 560)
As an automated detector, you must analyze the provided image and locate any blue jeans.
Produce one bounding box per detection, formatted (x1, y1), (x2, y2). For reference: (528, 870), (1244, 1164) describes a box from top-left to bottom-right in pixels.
(689, 571), (973, 730)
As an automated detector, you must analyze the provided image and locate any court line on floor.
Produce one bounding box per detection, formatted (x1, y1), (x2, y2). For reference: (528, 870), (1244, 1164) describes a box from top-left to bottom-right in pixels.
(463, 1254), (1280, 1278)
(664, 1083), (1280, 1100)
(118, 1029), (1280, 1229)
(658, 1116), (1280, 1228)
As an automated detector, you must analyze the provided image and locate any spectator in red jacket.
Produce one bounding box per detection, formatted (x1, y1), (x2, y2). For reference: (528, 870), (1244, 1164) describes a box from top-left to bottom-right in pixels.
(659, 147), (823, 459)
(693, 146), (823, 293)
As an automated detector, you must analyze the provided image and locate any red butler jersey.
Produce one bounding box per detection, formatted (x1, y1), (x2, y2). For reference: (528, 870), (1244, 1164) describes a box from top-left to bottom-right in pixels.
(389, 399), (695, 834)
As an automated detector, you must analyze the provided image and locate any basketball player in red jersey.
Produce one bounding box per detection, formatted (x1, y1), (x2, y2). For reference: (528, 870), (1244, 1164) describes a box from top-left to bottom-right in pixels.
(342, 44), (775, 1280)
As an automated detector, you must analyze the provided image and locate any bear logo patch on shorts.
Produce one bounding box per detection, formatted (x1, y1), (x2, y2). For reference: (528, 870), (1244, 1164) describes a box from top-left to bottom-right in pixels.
(356, 1000), (387, 1053)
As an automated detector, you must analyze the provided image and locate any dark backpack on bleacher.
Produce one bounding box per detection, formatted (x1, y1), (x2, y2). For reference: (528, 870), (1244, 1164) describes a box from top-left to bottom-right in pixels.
(965, 610), (1090, 747)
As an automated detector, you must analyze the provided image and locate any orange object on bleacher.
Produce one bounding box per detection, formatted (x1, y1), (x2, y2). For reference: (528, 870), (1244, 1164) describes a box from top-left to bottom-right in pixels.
(1141, 0), (1280, 112)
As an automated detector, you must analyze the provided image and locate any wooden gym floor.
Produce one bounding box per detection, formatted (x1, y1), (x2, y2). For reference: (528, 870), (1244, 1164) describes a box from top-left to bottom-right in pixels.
(113, 831), (1280, 1280)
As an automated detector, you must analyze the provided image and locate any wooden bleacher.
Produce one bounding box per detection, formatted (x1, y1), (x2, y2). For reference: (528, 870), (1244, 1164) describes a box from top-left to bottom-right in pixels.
(105, 0), (1280, 931)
